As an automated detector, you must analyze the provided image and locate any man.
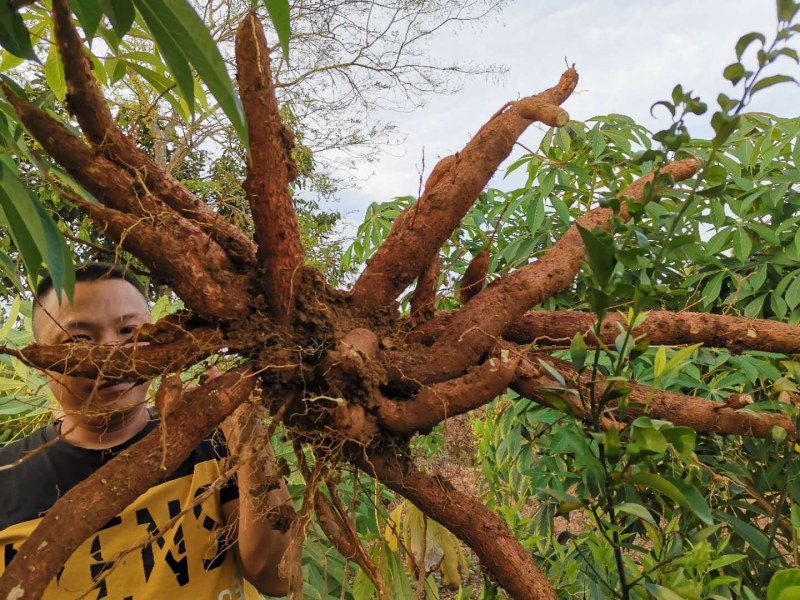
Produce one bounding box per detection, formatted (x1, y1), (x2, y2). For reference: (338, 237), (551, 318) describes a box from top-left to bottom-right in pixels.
(0, 263), (291, 599)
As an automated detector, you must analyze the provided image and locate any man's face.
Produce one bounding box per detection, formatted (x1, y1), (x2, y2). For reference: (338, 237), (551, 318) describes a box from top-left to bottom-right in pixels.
(34, 279), (152, 424)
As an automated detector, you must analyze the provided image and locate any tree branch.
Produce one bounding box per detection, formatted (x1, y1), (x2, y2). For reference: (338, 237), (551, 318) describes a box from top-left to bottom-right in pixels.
(350, 67), (579, 312)
(0, 366), (257, 599)
(236, 11), (305, 324)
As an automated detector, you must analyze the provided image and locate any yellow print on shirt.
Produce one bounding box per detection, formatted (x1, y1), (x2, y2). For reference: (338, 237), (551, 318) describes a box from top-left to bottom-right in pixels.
(0, 460), (258, 600)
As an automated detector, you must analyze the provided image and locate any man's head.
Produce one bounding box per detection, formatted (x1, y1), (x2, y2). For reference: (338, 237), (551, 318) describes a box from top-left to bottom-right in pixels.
(33, 263), (153, 426)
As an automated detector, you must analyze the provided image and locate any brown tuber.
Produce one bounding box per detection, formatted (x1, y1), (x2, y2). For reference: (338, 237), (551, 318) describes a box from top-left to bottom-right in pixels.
(459, 248), (490, 304)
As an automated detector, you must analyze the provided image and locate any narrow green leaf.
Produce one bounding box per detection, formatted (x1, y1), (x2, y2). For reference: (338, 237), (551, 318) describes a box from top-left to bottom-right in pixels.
(705, 227), (731, 257)
(71, 0), (103, 41)
(133, 0), (194, 112)
(576, 224), (614, 287)
(743, 293), (767, 318)
(0, 189), (40, 289)
(631, 472), (687, 508)
(44, 45), (67, 103)
(133, 0), (247, 141)
(712, 112), (741, 147)
(262, 0), (291, 58)
(748, 222), (781, 246)
(0, 0), (37, 61)
(569, 333), (587, 372)
(0, 250), (24, 293)
(668, 476), (713, 525)
(0, 160), (74, 301)
(101, 0), (136, 37)
(125, 62), (190, 122)
(719, 512), (770, 557)
(539, 169), (556, 198)
(786, 274), (800, 309)
(0, 49), (24, 72)
(615, 502), (656, 525)
(732, 227), (752, 262)
(644, 584), (689, 600)
(526, 197), (544, 234)
(777, 0), (800, 21)
(550, 196), (571, 225)
(751, 74), (798, 96)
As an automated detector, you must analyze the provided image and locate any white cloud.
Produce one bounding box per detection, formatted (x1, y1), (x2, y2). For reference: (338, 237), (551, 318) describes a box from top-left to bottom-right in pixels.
(326, 0), (800, 220)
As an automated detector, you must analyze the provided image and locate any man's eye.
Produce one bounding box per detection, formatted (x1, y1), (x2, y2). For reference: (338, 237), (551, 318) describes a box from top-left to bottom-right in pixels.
(67, 335), (92, 343)
(119, 326), (136, 337)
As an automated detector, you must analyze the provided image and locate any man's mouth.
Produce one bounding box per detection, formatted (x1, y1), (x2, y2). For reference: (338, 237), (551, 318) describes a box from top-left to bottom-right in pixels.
(97, 382), (134, 394)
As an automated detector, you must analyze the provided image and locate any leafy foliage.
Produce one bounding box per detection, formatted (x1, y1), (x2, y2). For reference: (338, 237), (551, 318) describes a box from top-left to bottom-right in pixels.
(340, 2), (800, 597)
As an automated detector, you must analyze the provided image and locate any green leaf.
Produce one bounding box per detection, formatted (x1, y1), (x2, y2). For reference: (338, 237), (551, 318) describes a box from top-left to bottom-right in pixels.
(71, 0), (103, 41)
(577, 224), (614, 287)
(743, 293), (767, 318)
(705, 227), (731, 257)
(736, 32), (766, 60)
(653, 345), (667, 379)
(719, 512), (770, 557)
(751, 74), (798, 96)
(644, 583), (686, 600)
(777, 0), (800, 21)
(133, 0), (195, 112)
(768, 569), (800, 600)
(631, 422), (667, 454)
(708, 553), (747, 570)
(550, 196), (571, 225)
(0, 188), (40, 290)
(723, 62), (747, 85)
(133, 0), (247, 141)
(615, 502), (656, 525)
(0, 251), (24, 293)
(631, 472), (687, 509)
(668, 476), (713, 525)
(662, 426), (696, 458)
(749, 222), (781, 246)
(101, 0), (136, 37)
(0, 160), (74, 301)
(539, 169), (556, 198)
(526, 197), (544, 234)
(262, 0), (291, 58)
(44, 45), (67, 103)
(125, 62), (190, 122)
(569, 333), (587, 372)
(0, 0), (36, 61)
(732, 227), (752, 262)
(712, 112), (741, 147)
(785, 275), (800, 311)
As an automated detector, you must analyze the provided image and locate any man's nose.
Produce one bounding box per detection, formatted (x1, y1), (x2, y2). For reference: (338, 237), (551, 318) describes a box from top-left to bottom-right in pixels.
(97, 330), (122, 345)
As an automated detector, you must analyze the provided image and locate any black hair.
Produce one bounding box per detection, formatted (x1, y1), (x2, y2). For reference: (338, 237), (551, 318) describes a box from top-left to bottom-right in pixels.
(35, 262), (146, 300)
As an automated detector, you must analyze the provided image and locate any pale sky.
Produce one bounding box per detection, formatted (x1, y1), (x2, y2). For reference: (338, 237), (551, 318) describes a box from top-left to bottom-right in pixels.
(328, 0), (800, 223)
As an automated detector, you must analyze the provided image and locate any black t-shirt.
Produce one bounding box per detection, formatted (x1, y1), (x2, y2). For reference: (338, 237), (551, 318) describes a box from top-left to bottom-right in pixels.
(0, 414), (254, 600)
